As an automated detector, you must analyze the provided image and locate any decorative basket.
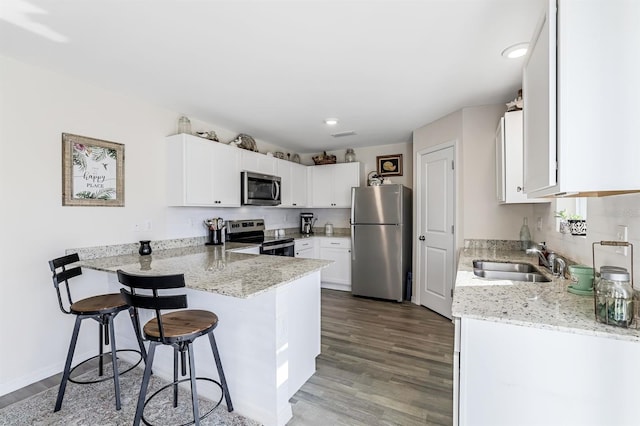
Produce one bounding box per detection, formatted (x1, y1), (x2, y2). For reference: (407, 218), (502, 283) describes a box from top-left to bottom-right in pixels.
(312, 151), (336, 165)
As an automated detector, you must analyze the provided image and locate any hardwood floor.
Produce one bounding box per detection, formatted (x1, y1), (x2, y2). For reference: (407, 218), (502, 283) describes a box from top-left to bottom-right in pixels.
(0, 289), (455, 425)
(289, 289), (454, 426)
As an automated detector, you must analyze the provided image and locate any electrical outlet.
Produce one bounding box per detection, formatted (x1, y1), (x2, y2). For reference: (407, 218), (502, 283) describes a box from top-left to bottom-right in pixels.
(616, 225), (628, 256)
(537, 217), (543, 231)
(143, 220), (152, 231)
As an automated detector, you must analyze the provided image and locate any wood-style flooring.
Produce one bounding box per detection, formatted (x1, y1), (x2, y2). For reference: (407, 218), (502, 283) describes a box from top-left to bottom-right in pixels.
(289, 289), (454, 426)
(0, 289), (454, 425)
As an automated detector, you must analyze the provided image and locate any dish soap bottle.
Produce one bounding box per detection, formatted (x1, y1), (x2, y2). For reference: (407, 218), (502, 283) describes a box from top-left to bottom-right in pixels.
(519, 217), (531, 251)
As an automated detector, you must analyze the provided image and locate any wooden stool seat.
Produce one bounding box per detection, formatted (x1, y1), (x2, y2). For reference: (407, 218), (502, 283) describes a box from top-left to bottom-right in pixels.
(143, 310), (218, 342)
(70, 293), (127, 315)
(117, 270), (233, 426)
(48, 253), (147, 412)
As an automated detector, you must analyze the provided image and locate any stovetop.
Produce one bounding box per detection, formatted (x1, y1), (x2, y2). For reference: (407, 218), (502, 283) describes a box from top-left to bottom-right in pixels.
(225, 219), (293, 245)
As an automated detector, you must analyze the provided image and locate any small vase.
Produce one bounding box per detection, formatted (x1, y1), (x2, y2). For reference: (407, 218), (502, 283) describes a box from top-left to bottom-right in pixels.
(139, 240), (152, 256)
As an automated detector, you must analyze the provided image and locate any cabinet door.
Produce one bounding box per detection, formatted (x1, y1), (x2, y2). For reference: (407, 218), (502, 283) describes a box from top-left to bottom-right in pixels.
(319, 246), (351, 285)
(332, 163), (360, 207)
(523, 0), (557, 194)
(310, 165), (334, 207)
(495, 116), (506, 203)
(241, 150), (276, 175)
(276, 159), (293, 206)
(184, 138), (216, 205)
(210, 142), (240, 206)
(290, 163), (308, 207)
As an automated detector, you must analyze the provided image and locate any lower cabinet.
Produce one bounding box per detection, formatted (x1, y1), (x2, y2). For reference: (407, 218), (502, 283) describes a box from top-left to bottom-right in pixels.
(294, 238), (318, 259)
(318, 237), (351, 291)
(455, 317), (640, 426)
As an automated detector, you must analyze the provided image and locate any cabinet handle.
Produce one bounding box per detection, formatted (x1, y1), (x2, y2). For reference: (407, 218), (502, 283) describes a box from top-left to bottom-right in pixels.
(517, 186), (522, 192)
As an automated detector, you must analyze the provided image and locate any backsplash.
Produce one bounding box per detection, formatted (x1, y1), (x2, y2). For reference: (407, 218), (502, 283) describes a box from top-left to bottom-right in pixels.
(533, 192), (640, 274)
(463, 239), (523, 251)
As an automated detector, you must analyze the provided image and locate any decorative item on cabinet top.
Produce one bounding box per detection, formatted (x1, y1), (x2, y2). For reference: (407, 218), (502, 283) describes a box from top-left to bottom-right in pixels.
(312, 151), (337, 165)
(367, 171), (382, 186)
(195, 131), (219, 141)
(506, 89), (523, 112)
(228, 133), (258, 151)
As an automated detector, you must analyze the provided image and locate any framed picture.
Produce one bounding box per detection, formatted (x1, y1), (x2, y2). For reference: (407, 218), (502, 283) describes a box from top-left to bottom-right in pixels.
(62, 133), (125, 206)
(376, 154), (403, 177)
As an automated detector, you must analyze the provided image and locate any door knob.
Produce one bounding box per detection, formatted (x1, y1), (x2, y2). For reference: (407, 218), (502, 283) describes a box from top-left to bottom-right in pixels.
(418, 236), (425, 241)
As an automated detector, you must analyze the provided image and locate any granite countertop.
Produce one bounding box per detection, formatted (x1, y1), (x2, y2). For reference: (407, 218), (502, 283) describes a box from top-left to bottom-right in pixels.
(78, 243), (331, 299)
(452, 248), (640, 342)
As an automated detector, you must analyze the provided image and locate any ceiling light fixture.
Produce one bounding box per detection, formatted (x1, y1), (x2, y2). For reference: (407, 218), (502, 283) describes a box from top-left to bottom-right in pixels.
(324, 118), (339, 125)
(501, 42), (529, 59)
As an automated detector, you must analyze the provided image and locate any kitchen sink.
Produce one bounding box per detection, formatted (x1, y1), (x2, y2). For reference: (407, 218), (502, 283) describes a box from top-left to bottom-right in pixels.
(472, 260), (550, 282)
(472, 260), (539, 273)
(472, 269), (550, 283)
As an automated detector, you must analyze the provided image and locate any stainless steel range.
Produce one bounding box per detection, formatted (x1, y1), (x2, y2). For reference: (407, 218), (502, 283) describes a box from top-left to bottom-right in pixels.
(226, 219), (294, 257)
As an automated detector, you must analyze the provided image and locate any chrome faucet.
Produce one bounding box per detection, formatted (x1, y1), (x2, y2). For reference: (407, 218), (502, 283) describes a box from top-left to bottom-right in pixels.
(553, 257), (567, 278)
(526, 247), (551, 268)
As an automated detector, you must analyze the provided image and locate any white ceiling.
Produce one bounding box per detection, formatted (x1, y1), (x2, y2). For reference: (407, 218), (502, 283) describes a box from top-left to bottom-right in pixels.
(0, 0), (543, 153)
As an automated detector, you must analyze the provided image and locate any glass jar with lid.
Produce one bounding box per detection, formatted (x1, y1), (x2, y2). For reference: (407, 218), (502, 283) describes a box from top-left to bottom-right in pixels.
(345, 148), (356, 162)
(594, 269), (633, 327)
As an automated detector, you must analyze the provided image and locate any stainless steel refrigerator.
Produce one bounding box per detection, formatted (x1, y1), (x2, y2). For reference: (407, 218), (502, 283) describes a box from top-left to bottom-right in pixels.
(350, 184), (412, 302)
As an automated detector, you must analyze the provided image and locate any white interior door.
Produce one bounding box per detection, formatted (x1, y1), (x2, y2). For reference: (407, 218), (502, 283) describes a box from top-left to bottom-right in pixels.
(417, 145), (455, 318)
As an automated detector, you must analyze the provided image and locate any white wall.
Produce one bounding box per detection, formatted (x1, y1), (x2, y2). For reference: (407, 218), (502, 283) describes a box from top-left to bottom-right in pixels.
(412, 104), (537, 248)
(299, 142), (413, 189)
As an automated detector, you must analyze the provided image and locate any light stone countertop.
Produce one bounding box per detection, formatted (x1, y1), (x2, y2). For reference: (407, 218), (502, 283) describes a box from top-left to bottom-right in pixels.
(452, 248), (640, 343)
(78, 243), (331, 299)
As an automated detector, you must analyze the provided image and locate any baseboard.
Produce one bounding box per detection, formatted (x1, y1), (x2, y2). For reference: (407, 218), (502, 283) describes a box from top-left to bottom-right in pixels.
(320, 282), (351, 292)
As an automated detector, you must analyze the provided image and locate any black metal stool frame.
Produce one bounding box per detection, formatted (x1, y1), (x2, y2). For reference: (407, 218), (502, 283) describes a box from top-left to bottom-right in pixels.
(117, 270), (233, 426)
(49, 253), (147, 412)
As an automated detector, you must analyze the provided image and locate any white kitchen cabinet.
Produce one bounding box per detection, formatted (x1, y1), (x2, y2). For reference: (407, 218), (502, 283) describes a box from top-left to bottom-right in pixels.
(496, 110), (548, 204)
(294, 238), (317, 259)
(523, 0), (640, 197)
(166, 134), (240, 206)
(310, 162), (360, 207)
(240, 149), (277, 175)
(276, 159), (308, 208)
(318, 237), (351, 291)
(455, 317), (640, 426)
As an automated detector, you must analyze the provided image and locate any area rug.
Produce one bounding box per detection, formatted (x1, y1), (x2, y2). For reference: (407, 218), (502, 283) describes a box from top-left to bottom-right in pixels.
(0, 363), (261, 426)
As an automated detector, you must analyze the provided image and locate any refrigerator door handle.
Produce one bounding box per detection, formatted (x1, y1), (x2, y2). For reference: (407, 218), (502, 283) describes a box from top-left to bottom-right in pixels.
(350, 188), (356, 224)
(350, 225), (356, 261)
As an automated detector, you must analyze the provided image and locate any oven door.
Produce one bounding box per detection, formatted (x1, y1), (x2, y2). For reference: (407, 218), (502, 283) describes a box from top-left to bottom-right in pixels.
(242, 171), (281, 206)
(260, 240), (295, 257)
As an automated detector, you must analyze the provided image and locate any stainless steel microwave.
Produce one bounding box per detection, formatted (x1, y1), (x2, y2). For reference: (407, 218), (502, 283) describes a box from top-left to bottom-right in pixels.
(241, 171), (281, 206)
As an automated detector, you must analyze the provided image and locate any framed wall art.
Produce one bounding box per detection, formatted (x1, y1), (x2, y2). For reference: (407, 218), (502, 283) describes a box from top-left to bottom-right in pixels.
(376, 154), (403, 177)
(62, 133), (125, 206)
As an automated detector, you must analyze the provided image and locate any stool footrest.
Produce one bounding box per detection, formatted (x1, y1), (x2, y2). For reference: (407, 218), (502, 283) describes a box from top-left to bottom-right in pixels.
(141, 377), (224, 426)
(68, 349), (143, 385)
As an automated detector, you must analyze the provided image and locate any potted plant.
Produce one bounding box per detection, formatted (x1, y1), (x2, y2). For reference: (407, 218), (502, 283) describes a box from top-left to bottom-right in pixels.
(555, 210), (586, 236)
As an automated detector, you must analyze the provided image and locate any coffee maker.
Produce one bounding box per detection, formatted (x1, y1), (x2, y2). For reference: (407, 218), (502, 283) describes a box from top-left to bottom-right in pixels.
(300, 213), (316, 235)
(204, 218), (225, 245)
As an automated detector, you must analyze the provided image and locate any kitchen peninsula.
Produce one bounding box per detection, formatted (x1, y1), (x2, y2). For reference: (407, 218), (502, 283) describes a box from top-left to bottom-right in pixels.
(452, 242), (640, 426)
(75, 240), (331, 426)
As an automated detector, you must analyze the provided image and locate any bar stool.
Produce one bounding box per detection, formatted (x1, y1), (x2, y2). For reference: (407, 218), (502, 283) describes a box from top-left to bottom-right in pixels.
(117, 270), (233, 426)
(48, 253), (147, 412)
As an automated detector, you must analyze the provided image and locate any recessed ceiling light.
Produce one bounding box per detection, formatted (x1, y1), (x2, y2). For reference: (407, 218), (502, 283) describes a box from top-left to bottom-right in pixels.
(324, 118), (339, 125)
(501, 42), (529, 59)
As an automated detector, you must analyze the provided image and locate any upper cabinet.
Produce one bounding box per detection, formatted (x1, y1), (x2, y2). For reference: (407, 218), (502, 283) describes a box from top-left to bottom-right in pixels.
(167, 134), (240, 206)
(496, 110), (548, 204)
(523, 0), (640, 197)
(276, 159), (307, 207)
(309, 163), (360, 208)
(240, 149), (277, 175)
